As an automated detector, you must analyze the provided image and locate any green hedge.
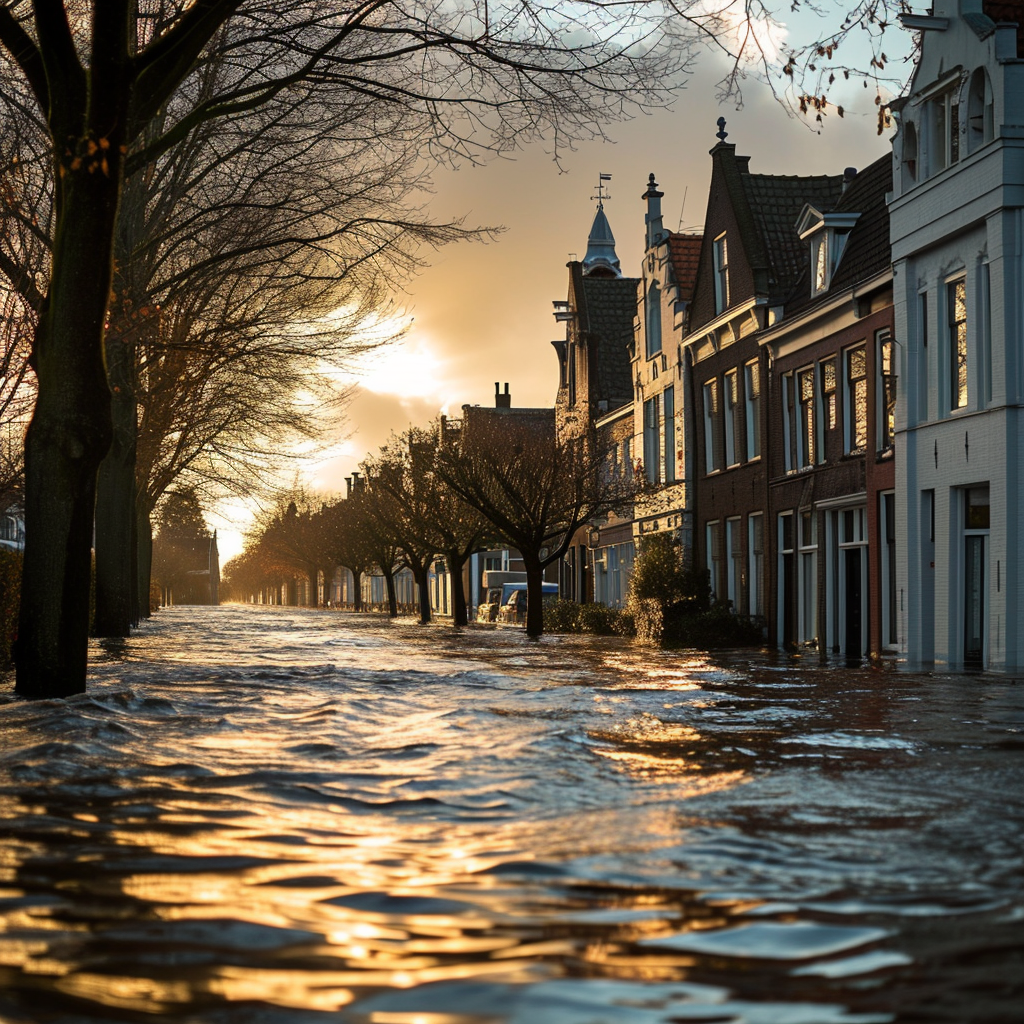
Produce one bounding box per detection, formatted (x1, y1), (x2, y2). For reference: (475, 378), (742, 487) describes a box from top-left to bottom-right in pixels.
(545, 600), (635, 637)
(0, 547), (22, 667)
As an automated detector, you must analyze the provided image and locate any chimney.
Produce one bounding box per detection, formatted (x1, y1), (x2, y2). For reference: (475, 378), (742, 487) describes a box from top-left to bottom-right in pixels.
(345, 476), (352, 498)
(842, 166), (858, 192)
(642, 173), (665, 250)
(351, 471), (363, 491)
(495, 382), (511, 408)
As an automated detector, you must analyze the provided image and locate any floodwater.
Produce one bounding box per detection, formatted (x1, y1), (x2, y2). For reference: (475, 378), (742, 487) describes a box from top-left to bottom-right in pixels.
(1, 607), (1022, 1024)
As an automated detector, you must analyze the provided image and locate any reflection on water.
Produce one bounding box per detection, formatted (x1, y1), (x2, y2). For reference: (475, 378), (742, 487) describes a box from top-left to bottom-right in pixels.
(1, 606), (1023, 1023)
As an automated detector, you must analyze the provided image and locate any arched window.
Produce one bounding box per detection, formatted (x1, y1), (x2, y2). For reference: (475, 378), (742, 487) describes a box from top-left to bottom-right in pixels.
(645, 281), (662, 360)
(902, 120), (918, 187)
(967, 67), (994, 154)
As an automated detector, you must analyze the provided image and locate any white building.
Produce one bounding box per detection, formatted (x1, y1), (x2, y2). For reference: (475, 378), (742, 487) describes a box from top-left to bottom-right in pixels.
(890, 0), (1024, 670)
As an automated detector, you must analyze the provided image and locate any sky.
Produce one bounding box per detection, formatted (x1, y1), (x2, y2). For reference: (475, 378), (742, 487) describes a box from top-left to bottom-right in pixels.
(211, 11), (916, 562)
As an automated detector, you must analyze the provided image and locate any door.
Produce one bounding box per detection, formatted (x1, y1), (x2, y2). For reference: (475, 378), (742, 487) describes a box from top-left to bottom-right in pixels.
(845, 547), (862, 657)
(964, 535), (985, 667)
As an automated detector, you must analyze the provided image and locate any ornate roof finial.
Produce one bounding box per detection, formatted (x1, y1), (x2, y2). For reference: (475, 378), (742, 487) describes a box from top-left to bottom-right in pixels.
(716, 116), (728, 142)
(582, 177), (621, 277)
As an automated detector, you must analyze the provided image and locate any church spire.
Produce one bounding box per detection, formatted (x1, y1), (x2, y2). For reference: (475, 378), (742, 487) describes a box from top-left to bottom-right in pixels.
(582, 173), (622, 278)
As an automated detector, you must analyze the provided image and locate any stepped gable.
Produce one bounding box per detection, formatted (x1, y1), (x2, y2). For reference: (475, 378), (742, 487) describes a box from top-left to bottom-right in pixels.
(579, 270), (639, 408)
(741, 171), (845, 300)
(666, 233), (702, 300)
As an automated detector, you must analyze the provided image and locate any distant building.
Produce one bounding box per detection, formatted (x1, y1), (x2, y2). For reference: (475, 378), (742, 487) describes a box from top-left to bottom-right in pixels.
(1, 507), (24, 552)
(551, 183), (639, 605)
(890, 0), (1024, 670)
(629, 174), (702, 566)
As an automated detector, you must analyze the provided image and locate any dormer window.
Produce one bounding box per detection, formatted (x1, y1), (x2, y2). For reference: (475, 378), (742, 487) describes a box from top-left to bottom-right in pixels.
(797, 205), (860, 297)
(813, 235), (828, 293)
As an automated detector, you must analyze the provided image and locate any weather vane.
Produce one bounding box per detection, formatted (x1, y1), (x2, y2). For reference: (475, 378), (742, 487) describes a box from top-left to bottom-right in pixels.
(592, 172), (612, 206)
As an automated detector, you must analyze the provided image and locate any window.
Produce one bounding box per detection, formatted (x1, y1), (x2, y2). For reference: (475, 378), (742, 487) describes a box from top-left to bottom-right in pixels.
(845, 345), (867, 452)
(799, 509), (817, 644)
(663, 386), (676, 483)
(928, 87), (960, 175)
(783, 372), (796, 471)
(707, 520), (722, 601)
(967, 67), (994, 155)
(813, 234), (828, 294)
(714, 233), (729, 313)
(902, 119), (918, 186)
(645, 280), (662, 359)
(948, 277), (967, 410)
(822, 358), (837, 430)
(744, 359), (760, 460)
(918, 291), (929, 422)
(797, 366), (815, 468)
(878, 330), (896, 451)
(643, 394), (661, 484)
(980, 262), (992, 406)
(622, 436), (633, 479)
(727, 517), (743, 612)
(747, 513), (764, 618)
(724, 369), (739, 466)
(703, 379), (720, 473)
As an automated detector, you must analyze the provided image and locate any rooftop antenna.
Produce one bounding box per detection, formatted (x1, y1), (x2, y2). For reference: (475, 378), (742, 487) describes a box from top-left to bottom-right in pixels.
(676, 186), (688, 232)
(592, 172), (612, 207)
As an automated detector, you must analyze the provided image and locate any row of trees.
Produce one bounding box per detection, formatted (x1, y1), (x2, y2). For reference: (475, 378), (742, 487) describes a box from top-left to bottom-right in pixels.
(0, 1), (908, 697)
(226, 414), (632, 636)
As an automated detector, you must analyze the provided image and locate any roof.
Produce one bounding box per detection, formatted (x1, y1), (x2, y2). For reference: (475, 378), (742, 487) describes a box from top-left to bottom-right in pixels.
(666, 233), (702, 300)
(582, 202), (622, 277)
(984, 1), (1024, 54)
(579, 271), (639, 407)
(741, 171), (845, 300)
(785, 153), (893, 315)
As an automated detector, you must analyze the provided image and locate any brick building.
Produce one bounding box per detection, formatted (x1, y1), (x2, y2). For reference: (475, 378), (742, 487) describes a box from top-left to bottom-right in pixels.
(760, 155), (896, 656)
(685, 126), (844, 628)
(551, 189), (640, 604)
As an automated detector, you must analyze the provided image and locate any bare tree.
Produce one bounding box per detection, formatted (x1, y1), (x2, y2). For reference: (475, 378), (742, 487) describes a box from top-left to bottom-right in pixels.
(436, 413), (634, 636)
(0, 0), (911, 696)
(361, 433), (445, 625)
(0, 0), (703, 697)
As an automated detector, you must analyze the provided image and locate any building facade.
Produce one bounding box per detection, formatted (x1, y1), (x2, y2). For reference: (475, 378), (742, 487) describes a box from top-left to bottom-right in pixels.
(890, 0), (1024, 670)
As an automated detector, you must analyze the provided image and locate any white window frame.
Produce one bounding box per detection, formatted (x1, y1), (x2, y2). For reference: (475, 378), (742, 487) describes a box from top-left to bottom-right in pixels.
(714, 233), (729, 313)
(744, 359), (760, 461)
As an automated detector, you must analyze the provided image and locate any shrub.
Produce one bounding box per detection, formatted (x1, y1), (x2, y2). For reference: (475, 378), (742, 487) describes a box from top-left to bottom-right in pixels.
(576, 602), (620, 635)
(0, 547), (22, 667)
(628, 533), (761, 649)
(544, 599), (581, 633)
(544, 600), (635, 637)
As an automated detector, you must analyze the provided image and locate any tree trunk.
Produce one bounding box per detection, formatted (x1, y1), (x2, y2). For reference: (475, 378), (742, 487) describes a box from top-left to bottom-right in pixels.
(412, 564), (431, 624)
(524, 557), (545, 637)
(136, 508), (153, 619)
(352, 570), (363, 612)
(307, 567), (318, 607)
(93, 333), (137, 637)
(448, 549), (468, 626)
(16, 172), (121, 697)
(383, 568), (398, 617)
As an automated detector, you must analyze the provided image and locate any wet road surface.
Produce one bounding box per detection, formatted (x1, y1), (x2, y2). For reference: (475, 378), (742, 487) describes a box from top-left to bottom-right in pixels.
(1, 605), (1022, 1023)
